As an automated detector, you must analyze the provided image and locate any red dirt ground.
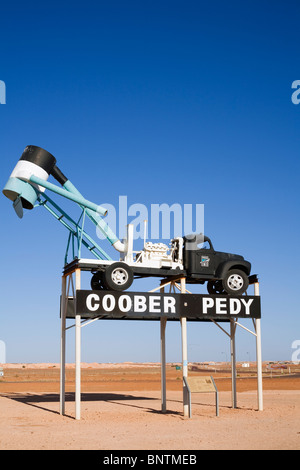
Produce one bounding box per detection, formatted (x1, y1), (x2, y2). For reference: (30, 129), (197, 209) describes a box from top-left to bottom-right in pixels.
(0, 362), (299, 450)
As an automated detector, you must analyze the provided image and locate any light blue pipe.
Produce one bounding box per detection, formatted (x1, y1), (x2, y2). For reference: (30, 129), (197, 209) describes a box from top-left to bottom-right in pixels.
(63, 179), (120, 247)
(29, 175), (108, 217)
(3, 177), (39, 209)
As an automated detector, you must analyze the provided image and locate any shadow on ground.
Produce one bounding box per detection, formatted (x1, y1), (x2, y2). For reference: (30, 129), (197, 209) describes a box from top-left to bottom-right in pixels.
(0, 392), (178, 418)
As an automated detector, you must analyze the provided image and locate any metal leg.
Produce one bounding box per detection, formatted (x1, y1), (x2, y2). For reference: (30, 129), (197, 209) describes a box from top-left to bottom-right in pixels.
(216, 391), (219, 417)
(75, 269), (81, 420)
(160, 317), (167, 413)
(60, 275), (66, 415)
(180, 278), (189, 417)
(254, 282), (263, 411)
(160, 283), (167, 413)
(230, 319), (237, 409)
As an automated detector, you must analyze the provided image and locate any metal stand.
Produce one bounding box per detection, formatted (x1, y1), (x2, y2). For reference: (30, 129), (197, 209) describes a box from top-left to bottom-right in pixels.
(75, 269), (81, 420)
(230, 319), (237, 409)
(59, 274), (67, 416)
(150, 276), (188, 416)
(160, 317), (167, 413)
(160, 283), (167, 413)
(183, 375), (219, 418)
(59, 267), (263, 420)
(255, 282), (263, 411)
(153, 277), (263, 414)
(180, 278), (189, 417)
(60, 267), (82, 420)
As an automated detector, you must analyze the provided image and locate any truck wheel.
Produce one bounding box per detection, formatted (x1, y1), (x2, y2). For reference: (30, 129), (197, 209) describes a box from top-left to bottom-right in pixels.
(222, 269), (249, 295)
(91, 272), (105, 290)
(103, 262), (133, 291)
(207, 280), (226, 295)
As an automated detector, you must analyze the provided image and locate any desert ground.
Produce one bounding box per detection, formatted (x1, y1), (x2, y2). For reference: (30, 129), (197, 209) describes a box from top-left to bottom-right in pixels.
(0, 362), (299, 450)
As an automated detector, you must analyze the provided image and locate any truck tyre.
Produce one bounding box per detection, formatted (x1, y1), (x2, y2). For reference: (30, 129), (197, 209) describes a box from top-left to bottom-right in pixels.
(103, 262), (133, 291)
(222, 269), (249, 295)
(207, 280), (226, 294)
(91, 271), (105, 290)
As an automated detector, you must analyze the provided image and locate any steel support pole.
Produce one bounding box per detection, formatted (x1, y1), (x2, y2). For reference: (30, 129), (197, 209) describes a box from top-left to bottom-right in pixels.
(255, 282), (263, 411)
(180, 278), (189, 417)
(160, 284), (167, 413)
(230, 319), (237, 409)
(60, 274), (66, 415)
(75, 268), (81, 420)
(160, 317), (167, 413)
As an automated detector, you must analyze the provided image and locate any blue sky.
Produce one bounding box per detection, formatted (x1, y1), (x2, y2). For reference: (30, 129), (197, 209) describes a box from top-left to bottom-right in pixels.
(0, 0), (299, 364)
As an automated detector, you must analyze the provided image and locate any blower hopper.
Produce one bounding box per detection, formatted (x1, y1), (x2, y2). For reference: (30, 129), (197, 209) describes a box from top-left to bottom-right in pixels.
(3, 145), (125, 262)
(3, 145), (57, 218)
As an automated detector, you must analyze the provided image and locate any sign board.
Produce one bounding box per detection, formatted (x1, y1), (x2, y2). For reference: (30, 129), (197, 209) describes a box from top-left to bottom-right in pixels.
(183, 375), (219, 417)
(185, 376), (216, 393)
(74, 290), (261, 320)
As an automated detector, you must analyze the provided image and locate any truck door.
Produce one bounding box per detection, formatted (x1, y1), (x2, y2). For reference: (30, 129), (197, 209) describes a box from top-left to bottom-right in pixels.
(192, 240), (216, 275)
(184, 235), (216, 276)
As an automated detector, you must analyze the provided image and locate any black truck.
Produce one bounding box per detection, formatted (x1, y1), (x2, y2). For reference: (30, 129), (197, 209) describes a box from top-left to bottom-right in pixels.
(183, 234), (251, 295)
(90, 233), (252, 296)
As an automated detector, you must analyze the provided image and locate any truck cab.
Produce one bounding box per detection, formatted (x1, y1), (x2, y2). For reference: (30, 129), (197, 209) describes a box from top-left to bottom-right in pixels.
(183, 234), (251, 295)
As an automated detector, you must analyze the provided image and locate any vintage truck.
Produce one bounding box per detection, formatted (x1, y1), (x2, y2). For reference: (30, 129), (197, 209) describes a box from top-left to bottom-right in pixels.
(3, 145), (252, 295)
(90, 229), (251, 295)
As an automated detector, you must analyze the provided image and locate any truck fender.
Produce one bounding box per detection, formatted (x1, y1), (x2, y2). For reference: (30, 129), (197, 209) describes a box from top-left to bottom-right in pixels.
(216, 260), (251, 279)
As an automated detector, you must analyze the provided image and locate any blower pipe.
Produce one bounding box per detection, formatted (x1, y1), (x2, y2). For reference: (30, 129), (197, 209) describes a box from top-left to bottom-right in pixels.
(2, 145), (125, 252)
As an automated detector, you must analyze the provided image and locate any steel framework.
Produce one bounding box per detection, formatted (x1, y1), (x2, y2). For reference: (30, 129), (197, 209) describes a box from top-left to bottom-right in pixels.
(59, 265), (263, 420)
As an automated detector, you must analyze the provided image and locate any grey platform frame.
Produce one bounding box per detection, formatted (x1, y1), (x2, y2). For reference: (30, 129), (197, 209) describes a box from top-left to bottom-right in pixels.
(59, 262), (263, 420)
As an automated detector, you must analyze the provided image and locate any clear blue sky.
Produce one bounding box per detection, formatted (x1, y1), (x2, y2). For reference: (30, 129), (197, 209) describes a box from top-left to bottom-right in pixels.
(0, 0), (299, 364)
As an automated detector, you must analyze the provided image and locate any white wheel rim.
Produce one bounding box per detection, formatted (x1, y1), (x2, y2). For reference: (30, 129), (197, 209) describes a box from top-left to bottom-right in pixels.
(111, 268), (128, 285)
(227, 274), (244, 290)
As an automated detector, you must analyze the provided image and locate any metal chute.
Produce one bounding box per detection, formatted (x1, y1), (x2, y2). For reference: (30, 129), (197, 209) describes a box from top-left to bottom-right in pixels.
(2, 145), (125, 263)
